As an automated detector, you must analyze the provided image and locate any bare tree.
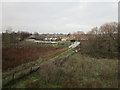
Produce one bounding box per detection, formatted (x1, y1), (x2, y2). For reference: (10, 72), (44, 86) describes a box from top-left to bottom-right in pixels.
(73, 31), (85, 41)
(81, 22), (118, 58)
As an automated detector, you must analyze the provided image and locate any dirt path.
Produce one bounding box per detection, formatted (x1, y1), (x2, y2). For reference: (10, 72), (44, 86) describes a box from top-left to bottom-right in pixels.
(69, 41), (80, 49)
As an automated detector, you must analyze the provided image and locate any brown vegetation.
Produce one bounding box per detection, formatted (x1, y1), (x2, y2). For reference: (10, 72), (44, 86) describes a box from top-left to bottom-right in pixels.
(7, 53), (117, 88)
(2, 48), (67, 72)
(80, 22), (119, 58)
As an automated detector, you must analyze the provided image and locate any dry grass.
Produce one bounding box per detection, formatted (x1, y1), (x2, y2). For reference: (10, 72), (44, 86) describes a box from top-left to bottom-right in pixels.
(5, 52), (118, 88)
(2, 41), (70, 72)
(2, 47), (68, 72)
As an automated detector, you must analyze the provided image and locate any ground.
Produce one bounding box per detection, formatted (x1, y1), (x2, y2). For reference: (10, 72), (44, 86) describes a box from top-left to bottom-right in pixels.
(2, 41), (70, 72)
(5, 52), (118, 88)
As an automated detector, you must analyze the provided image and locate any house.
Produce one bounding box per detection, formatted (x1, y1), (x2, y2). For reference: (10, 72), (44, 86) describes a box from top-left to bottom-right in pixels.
(25, 35), (36, 42)
(61, 37), (68, 42)
(29, 35), (36, 39)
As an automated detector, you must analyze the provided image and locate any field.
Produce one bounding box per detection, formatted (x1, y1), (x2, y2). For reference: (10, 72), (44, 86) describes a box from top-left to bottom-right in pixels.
(2, 41), (70, 72)
(5, 52), (118, 88)
(2, 40), (118, 88)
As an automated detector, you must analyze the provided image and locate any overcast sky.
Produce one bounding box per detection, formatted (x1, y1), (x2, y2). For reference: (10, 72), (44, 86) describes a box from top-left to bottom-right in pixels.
(2, 2), (118, 34)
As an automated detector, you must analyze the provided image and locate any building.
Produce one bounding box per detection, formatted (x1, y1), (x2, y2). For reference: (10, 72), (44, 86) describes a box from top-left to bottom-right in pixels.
(29, 35), (36, 39)
(44, 37), (58, 41)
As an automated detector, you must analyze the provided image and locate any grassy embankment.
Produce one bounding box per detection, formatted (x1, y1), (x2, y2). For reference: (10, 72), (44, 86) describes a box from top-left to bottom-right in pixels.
(5, 50), (118, 88)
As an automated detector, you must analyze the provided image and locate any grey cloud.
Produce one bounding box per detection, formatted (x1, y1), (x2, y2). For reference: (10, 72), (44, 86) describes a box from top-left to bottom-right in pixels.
(2, 2), (118, 33)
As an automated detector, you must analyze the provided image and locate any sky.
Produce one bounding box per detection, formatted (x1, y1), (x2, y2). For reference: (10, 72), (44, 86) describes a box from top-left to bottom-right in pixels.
(1, 1), (118, 34)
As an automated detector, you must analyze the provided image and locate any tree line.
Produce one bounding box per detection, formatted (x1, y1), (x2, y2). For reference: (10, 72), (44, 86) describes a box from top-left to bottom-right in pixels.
(79, 22), (119, 58)
(2, 30), (31, 47)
